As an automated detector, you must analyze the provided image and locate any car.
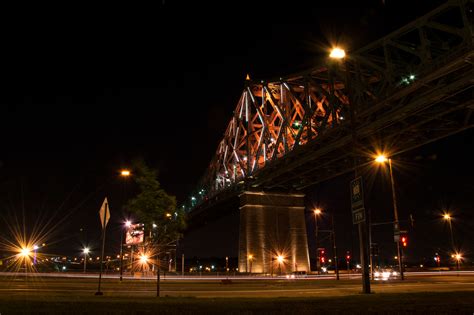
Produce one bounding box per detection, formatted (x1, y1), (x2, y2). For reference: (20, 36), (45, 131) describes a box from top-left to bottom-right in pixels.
(291, 271), (307, 278)
(374, 269), (399, 280)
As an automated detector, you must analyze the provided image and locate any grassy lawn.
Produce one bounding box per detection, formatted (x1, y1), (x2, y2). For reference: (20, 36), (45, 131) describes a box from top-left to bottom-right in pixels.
(2, 291), (474, 314)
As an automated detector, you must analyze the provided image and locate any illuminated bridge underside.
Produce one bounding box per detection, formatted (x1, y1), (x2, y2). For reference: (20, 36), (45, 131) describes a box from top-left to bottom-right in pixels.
(192, 0), (474, 211)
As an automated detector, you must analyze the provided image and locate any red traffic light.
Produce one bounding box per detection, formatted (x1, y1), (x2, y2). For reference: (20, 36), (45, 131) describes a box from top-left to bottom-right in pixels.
(401, 235), (408, 247)
(346, 255), (350, 260)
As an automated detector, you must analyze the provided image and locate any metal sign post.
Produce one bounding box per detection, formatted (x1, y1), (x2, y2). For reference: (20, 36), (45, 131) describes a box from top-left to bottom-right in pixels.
(350, 177), (371, 294)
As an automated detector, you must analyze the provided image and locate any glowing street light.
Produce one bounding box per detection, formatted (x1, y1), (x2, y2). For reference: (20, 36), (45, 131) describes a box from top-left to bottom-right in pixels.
(375, 155), (388, 163)
(120, 170), (131, 177)
(20, 247), (31, 257)
(443, 213), (451, 220)
(140, 254), (149, 264)
(277, 255), (284, 264)
(329, 47), (346, 59)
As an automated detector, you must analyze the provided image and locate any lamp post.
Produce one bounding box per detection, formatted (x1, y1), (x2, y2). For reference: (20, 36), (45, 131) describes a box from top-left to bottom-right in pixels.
(454, 253), (462, 276)
(119, 169), (131, 281)
(314, 208), (322, 274)
(333, 45), (372, 294)
(375, 155), (404, 280)
(248, 254), (253, 274)
(277, 255), (284, 276)
(443, 213), (455, 251)
(83, 247), (90, 273)
(120, 220), (132, 281)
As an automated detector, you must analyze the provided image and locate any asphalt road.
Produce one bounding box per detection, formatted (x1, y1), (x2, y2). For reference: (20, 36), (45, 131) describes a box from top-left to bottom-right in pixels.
(1, 272), (474, 298)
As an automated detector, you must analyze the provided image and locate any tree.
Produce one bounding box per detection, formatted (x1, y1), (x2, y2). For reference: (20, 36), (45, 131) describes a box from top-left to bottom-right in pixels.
(126, 158), (186, 296)
(126, 158), (186, 244)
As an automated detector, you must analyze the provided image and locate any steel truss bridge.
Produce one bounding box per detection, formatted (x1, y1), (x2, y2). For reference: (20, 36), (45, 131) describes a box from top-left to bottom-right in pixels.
(187, 0), (473, 216)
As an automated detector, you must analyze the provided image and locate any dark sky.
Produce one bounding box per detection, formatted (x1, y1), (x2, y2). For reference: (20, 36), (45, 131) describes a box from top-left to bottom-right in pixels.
(2, 1), (472, 264)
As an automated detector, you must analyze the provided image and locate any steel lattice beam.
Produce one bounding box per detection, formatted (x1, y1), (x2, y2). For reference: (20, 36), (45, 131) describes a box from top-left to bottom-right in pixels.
(188, 0), (474, 214)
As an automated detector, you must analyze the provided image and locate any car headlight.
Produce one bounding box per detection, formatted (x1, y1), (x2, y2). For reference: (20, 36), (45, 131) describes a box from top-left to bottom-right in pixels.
(374, 271), (380, 277)
(382, 272), (390, 278)
(392, 271), (398, 276)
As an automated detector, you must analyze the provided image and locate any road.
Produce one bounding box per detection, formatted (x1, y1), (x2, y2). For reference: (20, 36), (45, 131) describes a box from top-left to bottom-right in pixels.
(1, 270), (473, 280)
(1, 272), (474, 298)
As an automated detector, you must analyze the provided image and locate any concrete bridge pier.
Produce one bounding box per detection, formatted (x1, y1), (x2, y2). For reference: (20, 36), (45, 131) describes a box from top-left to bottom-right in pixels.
(238, 191), (310, 274)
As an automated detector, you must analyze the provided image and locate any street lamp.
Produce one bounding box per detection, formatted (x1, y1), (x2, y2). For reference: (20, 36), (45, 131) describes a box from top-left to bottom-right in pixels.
(140, 254), (149, 264)
(83, 247), (90, 273)
(442, 212), (456, 251)
(121, 170), (131, 177)
(375, 154), (404, 280)
(119, 168), (131, 281)
(314, 208), (322, 274)
(329, 47), (346, 59)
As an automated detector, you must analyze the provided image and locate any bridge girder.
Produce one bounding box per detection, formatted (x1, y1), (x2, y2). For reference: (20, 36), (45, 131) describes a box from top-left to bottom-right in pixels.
(189, 0), (474, 213)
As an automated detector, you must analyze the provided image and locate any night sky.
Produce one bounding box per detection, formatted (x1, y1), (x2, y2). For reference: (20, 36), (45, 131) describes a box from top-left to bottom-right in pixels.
(1, 1), (472, 265)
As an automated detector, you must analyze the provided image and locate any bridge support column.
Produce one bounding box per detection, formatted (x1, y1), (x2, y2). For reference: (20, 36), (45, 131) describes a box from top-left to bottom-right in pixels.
(238, 191), (310, 274)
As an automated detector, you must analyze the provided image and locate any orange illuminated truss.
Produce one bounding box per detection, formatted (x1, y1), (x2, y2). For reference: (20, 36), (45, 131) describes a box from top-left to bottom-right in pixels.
(203, 68), (350, 193)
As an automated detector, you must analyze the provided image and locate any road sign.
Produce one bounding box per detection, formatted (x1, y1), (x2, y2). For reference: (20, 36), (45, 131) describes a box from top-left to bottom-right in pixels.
(99, 197), (110, 229)
(352, 207), (366, 224)
(393, 222), (400, 236)
(350, 177), (364, 209)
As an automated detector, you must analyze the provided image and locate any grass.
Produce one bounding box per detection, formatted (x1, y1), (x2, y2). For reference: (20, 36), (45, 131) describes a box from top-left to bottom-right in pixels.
(2, 291), (474, 314)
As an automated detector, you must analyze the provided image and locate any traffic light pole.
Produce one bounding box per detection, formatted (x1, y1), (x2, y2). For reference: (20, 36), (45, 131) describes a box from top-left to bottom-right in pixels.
(389, 158), (404, 280)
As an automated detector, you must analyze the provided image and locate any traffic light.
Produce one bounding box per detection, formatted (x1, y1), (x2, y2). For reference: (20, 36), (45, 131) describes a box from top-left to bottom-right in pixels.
(401, 235), (408, 247)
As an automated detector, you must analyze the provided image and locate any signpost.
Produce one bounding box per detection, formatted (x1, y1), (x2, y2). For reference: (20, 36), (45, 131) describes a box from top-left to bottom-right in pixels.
(350, 176), (370, 294)
(95, 197), (110, 296)
(393, 222), (400, 242)
(350, 177), (366, 225)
